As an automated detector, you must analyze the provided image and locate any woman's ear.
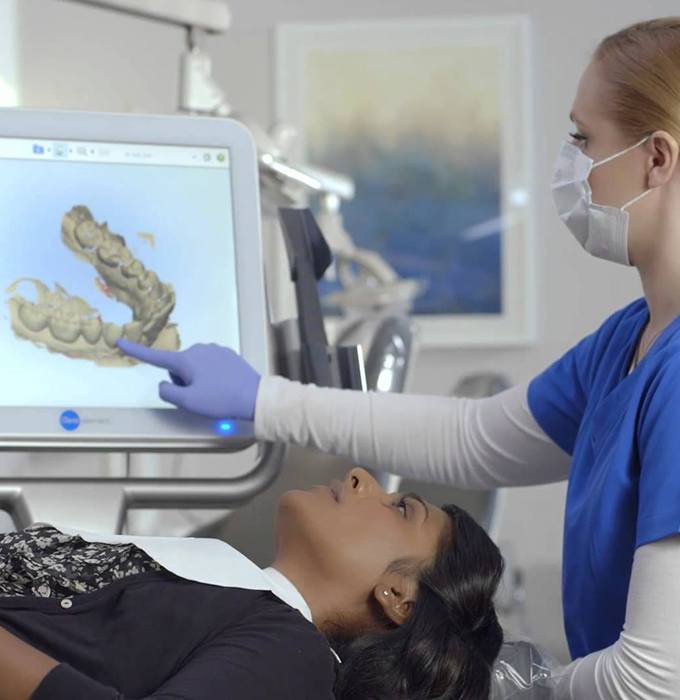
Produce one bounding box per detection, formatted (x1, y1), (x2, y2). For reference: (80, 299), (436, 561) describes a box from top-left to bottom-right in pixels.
(373, 572), (418, 626)
(648, 130), (679, 188)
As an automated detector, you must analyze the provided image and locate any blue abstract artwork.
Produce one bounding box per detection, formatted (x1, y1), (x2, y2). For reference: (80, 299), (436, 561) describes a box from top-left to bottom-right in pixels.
(304, 46), (503, 316)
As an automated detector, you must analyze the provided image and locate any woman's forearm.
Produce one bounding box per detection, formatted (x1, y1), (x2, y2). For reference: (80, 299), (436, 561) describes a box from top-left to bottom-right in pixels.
(0, 625), (59, 700)
(555, 538), (680, 699)
(254, 376), (571, 488)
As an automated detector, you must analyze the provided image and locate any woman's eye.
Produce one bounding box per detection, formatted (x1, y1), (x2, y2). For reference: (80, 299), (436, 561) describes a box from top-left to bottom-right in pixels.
(394, 497), (408, 518)
(568, 131), (587, 146)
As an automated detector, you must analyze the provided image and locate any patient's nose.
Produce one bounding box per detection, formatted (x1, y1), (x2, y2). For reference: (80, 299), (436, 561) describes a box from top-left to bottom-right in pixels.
(346, 466), (385, 499)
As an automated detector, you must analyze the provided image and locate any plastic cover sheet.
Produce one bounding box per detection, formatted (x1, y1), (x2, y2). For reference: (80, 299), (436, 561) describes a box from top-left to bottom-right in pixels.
(491, 639), (568, 699)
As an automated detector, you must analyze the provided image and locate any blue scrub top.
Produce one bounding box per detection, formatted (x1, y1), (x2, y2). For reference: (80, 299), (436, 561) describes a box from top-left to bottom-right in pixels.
(528, 297), (680, 660)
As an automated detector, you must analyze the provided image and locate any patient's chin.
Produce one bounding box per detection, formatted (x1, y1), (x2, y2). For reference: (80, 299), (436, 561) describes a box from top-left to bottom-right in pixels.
(276, 489), (337, 541)
(278, 488), (315, 509)
(278, 486), (333, 513)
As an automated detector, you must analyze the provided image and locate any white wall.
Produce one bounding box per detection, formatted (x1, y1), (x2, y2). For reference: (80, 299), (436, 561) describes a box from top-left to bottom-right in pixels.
(15, 0), (674, 660)
(0, 0), (18, 106)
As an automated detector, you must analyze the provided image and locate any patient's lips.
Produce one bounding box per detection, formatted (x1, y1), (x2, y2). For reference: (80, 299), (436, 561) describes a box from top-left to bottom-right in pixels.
(329, 480), (342, 503)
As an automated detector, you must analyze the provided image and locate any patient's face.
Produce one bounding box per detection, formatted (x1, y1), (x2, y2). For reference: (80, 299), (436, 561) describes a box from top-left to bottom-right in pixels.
(275, 467), (449, 603)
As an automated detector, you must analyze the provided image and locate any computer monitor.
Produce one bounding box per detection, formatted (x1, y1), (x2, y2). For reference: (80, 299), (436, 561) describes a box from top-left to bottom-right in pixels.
(0, 108), (268, 451)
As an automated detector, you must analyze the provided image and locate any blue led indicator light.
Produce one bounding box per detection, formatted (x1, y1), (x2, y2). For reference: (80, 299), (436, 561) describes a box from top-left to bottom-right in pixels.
(216, 420), (234, 435)
(60, 410), (80, 431)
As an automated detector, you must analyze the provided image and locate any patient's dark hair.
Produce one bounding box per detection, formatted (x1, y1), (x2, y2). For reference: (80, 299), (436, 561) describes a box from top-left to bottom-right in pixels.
(331, 503), (504, 700)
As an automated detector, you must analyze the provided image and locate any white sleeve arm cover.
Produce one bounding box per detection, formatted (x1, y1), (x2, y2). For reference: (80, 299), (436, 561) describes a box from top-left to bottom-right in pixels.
(253, 375), (571, 489)
(556, 536), (680, 699)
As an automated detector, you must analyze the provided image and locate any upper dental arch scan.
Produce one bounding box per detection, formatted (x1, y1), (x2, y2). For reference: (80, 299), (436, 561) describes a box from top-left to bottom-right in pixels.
(6, 205), (180, 367)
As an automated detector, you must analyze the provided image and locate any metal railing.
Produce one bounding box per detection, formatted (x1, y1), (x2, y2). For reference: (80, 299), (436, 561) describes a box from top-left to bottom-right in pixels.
(0, 441), (286, 533)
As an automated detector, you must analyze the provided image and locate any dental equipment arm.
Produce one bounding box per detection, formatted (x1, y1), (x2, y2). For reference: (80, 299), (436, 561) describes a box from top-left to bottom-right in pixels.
(60, 0), (231, 33)
(253, 375), (570, 489)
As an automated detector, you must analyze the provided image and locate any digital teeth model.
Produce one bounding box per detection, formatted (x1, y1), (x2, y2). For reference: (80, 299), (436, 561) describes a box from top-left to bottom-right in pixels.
(6, 206), (180, 367)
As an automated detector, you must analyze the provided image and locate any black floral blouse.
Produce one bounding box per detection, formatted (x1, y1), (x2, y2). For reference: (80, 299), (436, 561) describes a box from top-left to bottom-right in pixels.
(0, 523), (162, 599)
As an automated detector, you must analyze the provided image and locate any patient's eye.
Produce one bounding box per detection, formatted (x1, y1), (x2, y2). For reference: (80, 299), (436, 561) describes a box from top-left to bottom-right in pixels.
(393, 496), (408, 518)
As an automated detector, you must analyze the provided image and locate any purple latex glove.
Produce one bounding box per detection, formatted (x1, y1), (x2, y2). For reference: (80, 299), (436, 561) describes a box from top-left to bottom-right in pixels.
(116, 339), (261, 420)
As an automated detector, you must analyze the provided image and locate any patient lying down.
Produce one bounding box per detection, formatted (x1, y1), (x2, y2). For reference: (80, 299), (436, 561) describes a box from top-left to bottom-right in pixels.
(0, 467), (504, 699)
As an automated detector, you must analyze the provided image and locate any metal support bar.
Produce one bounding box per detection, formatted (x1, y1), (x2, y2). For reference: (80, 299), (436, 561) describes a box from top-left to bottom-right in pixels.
(60, 0), (232, 33)
(0, 441), (286, 533)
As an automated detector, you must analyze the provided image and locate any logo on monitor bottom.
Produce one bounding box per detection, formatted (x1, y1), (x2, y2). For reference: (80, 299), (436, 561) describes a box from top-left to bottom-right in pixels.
(60, 410), (80, 431)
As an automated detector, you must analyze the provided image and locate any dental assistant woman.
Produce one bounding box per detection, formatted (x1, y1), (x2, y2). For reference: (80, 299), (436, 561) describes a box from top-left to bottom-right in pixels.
(119, 17), (680, 700)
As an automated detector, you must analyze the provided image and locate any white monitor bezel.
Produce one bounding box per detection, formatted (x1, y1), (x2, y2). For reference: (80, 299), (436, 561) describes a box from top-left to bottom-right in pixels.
(0, 108), (268, 451)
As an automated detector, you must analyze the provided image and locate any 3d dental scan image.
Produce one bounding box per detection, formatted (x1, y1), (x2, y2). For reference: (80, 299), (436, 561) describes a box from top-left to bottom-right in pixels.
(0, 132), (245, 411)
(6, 204), (181, 367)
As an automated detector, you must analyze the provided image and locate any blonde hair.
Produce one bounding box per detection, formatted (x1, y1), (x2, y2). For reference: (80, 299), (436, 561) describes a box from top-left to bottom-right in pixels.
(594, 18), (680, 143)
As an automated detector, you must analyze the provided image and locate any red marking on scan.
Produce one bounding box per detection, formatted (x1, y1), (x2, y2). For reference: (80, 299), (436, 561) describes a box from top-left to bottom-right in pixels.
(95, 277), (114, 298)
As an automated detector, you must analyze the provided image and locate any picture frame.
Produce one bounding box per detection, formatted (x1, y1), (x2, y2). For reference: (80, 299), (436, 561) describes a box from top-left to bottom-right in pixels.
(276, 15), (536, 347)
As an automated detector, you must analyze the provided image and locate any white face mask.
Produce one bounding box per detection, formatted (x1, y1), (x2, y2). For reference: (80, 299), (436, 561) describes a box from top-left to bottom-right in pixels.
(551, 134), (651, 265)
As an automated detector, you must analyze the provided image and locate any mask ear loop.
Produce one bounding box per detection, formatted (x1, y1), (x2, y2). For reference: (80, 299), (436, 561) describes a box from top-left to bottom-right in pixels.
(622, 187), (653, 211)
(622, 134), (654, 210)
(592, 134), (652, 170)
(591, 133), (654, 210)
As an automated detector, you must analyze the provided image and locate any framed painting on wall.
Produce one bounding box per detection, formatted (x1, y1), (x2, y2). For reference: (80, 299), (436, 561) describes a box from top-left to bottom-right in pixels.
(276, 15), (536, 347)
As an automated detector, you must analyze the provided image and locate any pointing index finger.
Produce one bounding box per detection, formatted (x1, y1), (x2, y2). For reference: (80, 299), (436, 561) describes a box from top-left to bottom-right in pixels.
(116, 338), (184, 373)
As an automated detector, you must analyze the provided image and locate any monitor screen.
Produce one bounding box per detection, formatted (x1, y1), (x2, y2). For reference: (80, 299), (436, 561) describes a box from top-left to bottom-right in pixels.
(0, 136), (240, 410)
